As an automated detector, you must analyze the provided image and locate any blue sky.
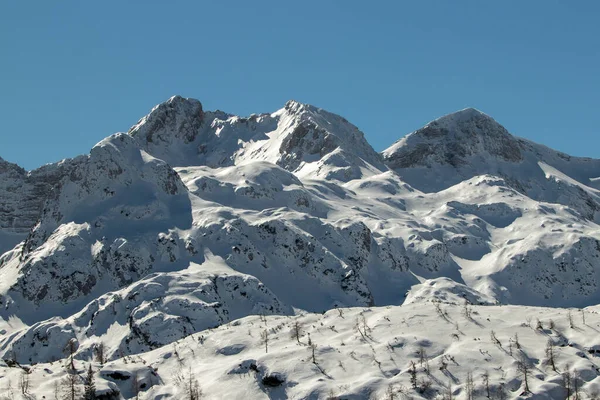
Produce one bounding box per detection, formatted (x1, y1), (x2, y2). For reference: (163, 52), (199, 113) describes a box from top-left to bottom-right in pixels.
(1, 1), (599, 170)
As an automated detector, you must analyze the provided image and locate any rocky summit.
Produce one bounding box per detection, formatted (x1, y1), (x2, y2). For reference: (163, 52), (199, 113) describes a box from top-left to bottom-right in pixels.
(1, 97), (600, 399)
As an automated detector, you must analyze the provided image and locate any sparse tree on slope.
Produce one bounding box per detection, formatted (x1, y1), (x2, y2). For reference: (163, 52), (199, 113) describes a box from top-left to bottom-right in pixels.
(481, 370), (490, 398)
(465, 371), (474, 400)
(545, 339), (557, 372)
(291, 320), (303, 344)
(408, 361), (418, 390)
(94, 342), (106, 365)
(184, 367), (202, 400)
(19, 369), (30, 396)
(61, 370), (80, 400)
(83, 364), (96, 400)
(517, 356), (531, 394)
(260, 329), (269, 353)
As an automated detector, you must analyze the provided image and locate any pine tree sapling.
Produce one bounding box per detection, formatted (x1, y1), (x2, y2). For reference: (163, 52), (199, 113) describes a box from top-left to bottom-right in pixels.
(94, 342), (106, 365)
(83, 364), (96, 400)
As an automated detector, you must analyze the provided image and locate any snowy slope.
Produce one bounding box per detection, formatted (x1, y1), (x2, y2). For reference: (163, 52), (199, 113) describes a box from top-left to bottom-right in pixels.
(128, 96), (387, 181)
(4, 300), (600, 399)
(1, 97), (600, 398)
(382, 108), (600, 222)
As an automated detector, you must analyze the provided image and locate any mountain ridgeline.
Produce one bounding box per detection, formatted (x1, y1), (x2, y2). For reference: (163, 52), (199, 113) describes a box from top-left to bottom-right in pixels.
(1, 96), (600, 367)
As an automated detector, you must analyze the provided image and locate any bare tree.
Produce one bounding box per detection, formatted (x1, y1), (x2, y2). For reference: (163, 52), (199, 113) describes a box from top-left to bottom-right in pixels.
(490, 330), (502, 348)
(573, 369), (581, 400)
(309, 340), (317, 364)
(417, 347), (428, 373)
(19, 369), (30, 396)
(444, 379), (453, 400)
(546, 339), (557, 372)
(60, 338), (81, 400)
(291, 321), (303, 344)
(434, 300), (444, 318)
(463, 300), (472, 319)
(465, 371), (475, 400)
(581, 309), (586, 325)
(563, 363), (572, 399)
(568, 310), (575, 329)
(64, 339), (77, 371)
(481, 371), (490, 398)
(61, 370), (80, 400)
(408, 361), (418, 390)
(185, 367), (202, 400)
(260, 329), (269, 353)
(383, 384), (394, 400)
(356, 312), (371, 340)
(327, 388), (338, 400)
(496, 382), (507, 400)
(517, 356), (531, 394)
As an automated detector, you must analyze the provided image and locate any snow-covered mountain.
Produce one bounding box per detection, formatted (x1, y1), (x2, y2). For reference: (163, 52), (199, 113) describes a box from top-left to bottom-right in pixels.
(1, 97), (600, 399)
(128, 96), (386, 181)
(383, 108), (600, 221)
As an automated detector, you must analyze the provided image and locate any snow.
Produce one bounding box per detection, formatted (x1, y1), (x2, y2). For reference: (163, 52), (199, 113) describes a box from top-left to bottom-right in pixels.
(4, 302), (600, 399)
(1, 96), (600, 398)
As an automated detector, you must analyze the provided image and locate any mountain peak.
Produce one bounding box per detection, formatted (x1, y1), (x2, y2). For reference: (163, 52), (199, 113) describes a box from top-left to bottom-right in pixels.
(420, 107), (502, 138)
(282, 99), (321, 117)
(434, 107), (489, 124)
(129, 95), (204, 145)
(383, 106), (522, 172)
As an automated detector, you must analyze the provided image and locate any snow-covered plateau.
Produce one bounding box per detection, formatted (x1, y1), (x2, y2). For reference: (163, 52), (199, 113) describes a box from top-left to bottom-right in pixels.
(1, 96), (600, 399)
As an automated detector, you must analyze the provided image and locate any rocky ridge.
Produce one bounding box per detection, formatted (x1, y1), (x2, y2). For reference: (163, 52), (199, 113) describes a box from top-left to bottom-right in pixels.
(1, 97), (600, 376)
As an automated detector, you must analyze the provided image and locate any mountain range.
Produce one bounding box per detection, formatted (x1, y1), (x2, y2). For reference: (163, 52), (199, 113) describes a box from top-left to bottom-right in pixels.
(1, 96), (600, 399)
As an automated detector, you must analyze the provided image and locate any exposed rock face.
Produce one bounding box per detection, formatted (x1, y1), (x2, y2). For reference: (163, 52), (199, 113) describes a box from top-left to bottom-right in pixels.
(0, 156), (82, 254)
(384, 108), (522, 169)
(6, 260), (290, 364)
(2, 97), (600, 368)
(0, 159), (79, 235)
(129, 96), (386, 181)
(9, 133), (192, 313)
(0, 157), (29, 234)
(129, 95), (205, 147)
(383, 108), (600, 222)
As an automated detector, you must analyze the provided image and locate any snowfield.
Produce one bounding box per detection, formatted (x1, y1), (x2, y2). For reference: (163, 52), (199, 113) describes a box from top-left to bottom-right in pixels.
(3, 300), (600, 399)
(1, 96), (600, 399)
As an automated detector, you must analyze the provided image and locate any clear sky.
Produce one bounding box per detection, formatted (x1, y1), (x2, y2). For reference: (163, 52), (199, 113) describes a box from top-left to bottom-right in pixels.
(1, 1), (599, 170)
